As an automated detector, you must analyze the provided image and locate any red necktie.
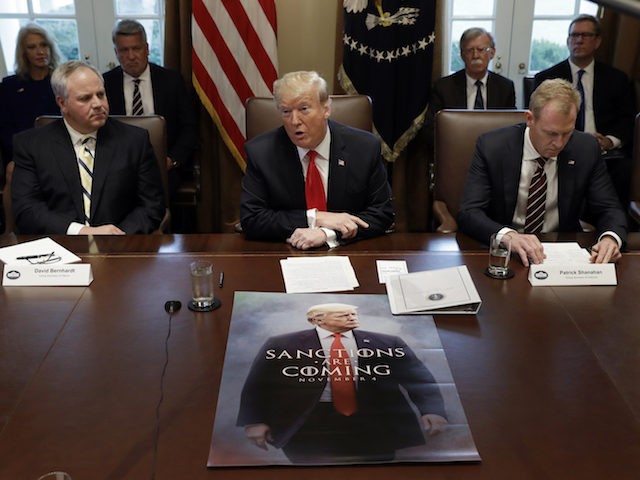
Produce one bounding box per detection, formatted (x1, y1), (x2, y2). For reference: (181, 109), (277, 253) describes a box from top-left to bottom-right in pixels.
(305, 150), (326, 211)
(330, 333), (357, 416)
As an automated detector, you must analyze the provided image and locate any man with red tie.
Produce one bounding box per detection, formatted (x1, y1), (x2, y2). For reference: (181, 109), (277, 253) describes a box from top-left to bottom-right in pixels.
(236, 303), (447, 464)
(240, 71), (394, 249)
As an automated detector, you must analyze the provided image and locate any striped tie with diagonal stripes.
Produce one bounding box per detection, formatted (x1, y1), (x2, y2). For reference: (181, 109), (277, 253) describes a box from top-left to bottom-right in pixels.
(132, 78), (144, 116)
(524, 157), (547, 234)
(78, 137), (95, 225)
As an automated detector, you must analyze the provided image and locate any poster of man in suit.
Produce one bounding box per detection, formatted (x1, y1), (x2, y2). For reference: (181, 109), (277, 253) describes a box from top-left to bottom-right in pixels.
(208, 292), (479, 467)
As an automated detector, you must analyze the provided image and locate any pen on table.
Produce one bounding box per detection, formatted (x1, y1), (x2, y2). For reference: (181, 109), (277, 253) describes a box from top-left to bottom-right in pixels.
(219, 271), (224, 288)
(16, 251), (55, 261)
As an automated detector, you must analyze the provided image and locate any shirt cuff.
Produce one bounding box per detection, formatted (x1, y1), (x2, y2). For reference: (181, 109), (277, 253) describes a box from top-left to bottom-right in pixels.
(497, 227), (517, 243)
(67, 222), (85, 235)
(306, 208), (317, 228)
(605, 135), (621, 150)
(598, 231), (622, 249)
(320, 227), (339, 248)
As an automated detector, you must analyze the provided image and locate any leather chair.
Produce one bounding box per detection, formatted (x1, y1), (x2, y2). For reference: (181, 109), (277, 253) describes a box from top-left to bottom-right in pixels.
(629, 113), (640, 225)
(2, 161), (15, 234)
(32, 114), (171, 233)
(245, 94), (373, 140)
(433, 109), (527, 233)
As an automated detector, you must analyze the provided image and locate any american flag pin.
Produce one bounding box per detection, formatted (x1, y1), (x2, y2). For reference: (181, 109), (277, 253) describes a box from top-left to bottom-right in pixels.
(568, 159), (576, 165)
(338, 159), (345, 167)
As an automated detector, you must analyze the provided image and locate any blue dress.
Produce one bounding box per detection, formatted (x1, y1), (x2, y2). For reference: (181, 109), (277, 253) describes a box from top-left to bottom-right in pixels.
(0, 73), (59, 170)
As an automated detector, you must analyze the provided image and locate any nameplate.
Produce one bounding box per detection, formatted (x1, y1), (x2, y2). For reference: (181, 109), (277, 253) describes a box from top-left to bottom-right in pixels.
(528, 263), (616, 286)
(2, 264), (93, 286)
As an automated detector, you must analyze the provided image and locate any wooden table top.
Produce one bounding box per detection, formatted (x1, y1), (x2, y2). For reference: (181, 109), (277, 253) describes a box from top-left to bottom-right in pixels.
(1, 233), (639, 479)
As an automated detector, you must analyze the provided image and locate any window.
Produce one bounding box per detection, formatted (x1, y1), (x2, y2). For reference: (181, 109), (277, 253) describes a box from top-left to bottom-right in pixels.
(444, 0), (599, 107)
(0, 0), (164, 77)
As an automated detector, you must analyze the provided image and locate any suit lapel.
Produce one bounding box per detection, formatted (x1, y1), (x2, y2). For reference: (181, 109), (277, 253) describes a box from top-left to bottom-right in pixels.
(453, 71), (468, 106)
(276, 129), (306, 205)
(51, 121), (85, 220)
(556, 146), (576, 228)
(326, 121), (347, 209)
(90, 121), (115, 218)
(502, 126), (526, 217)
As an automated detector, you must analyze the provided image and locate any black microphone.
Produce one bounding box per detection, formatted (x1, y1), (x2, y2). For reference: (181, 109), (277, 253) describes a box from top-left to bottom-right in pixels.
(151, 300), (182, 480)
(164, 300), (182, 314)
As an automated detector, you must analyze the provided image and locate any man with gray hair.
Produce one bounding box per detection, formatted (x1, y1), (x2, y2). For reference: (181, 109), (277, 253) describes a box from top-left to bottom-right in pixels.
(425, 27), (516, 146)
(103, 19), (197, 228)
(237, 302), (447, 463)
(12, 60), (164, 234)
(240, 70), (394, 249)
(457, 78), (626, 265)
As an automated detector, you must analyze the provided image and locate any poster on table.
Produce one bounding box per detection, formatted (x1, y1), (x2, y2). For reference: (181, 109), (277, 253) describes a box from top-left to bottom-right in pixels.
(208, 292), (480, 467)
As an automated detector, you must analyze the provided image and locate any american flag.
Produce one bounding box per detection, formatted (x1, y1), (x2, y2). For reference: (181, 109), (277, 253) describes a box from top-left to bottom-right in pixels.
(192, 0), (278, 170)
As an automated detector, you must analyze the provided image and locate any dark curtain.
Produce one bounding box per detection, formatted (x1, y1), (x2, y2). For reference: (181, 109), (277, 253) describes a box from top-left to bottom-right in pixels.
(164, 0), (241, 232)
(599, 8), (640, 111)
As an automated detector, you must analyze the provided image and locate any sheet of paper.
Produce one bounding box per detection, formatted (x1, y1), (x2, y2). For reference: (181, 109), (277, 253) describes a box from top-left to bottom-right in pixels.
(280, 256), (358, 293)
(541, 242), (591, 264)
(376, 260), (408, 283)
(0, 237), (82, 265)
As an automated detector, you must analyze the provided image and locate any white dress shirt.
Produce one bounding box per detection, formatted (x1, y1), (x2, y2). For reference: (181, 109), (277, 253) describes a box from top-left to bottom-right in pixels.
(64, 120), (97, 234)
(123, 64), (154, 115)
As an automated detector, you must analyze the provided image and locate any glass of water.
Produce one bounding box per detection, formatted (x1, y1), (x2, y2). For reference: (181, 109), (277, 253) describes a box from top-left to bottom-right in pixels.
(486, 233), (513, 279)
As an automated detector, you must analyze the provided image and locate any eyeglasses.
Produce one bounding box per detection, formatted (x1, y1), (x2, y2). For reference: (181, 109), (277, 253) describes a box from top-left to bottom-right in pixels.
(462, 47), (493, 56)
(568, 32), (598, 39)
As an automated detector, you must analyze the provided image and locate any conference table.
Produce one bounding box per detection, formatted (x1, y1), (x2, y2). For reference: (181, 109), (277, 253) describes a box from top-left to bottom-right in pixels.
(1, 232), (639, 479)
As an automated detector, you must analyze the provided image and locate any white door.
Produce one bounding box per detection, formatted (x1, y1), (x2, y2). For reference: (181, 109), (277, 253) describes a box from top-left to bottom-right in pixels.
(445, 0), (599, 108)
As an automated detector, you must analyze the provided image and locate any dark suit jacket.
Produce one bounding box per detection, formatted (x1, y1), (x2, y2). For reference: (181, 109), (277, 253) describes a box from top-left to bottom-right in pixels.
(534, 60), (634, 148)
(103, 63), (198, 168)
(236, 328), (446, 450)
(426, 69), (516, 146)
(240, 120), (394, 243)
(12, 118), (165, 234)
(457, 123), (627, 244)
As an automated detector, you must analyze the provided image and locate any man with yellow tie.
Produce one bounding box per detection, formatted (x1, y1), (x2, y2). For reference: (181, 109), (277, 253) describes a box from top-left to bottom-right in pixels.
(12, 61), (164, 234)
(240, 71), (394, 249)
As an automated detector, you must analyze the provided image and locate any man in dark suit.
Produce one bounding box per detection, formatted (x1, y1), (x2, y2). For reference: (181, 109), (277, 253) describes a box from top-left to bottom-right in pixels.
(103, 20), (197, 202)
(425, 27), (516, 146)
(12, 61), (164, 235)
(458, 79), (626, 265)
(240, 71), (394, 249)
(237, 303), (447, 463)
(534, 14), (635, 206)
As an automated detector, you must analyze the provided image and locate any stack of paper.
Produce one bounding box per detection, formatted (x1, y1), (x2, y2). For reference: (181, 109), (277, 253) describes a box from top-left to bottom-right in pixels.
(280, 256), (358, 293)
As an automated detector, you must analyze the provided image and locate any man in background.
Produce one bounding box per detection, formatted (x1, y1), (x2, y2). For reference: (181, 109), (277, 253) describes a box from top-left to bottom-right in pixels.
(12, 61), (164, 234)
(240, 71), (394, 249)
(426, 27), (516, 147)
(104, 19), (197, 229)
(457, 79), (626, 265)
(534, 14), (635, 207)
